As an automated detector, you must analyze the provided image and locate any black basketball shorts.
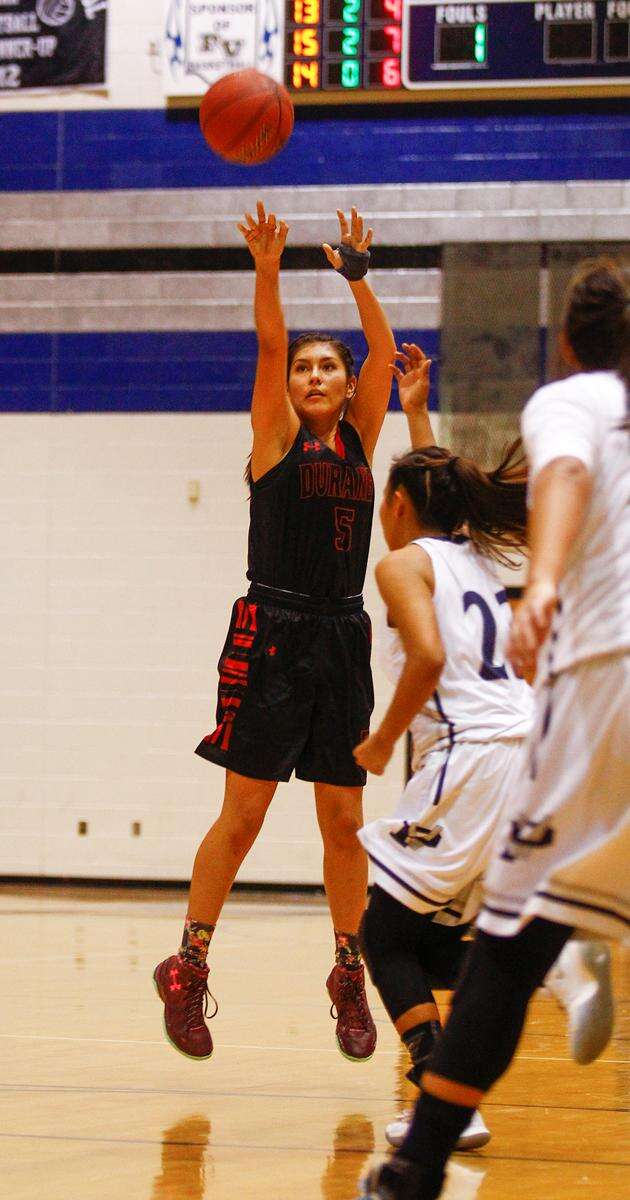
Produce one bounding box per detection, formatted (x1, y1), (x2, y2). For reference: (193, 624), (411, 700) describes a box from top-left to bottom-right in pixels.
(195, 585), (374, 787)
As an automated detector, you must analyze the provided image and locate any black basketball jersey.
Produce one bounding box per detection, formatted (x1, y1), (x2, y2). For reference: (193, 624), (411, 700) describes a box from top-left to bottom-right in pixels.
(247, 420), (375, 600)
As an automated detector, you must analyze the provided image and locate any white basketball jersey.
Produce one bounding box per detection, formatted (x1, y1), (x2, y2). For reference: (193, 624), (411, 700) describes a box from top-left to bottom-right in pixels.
(522, 371), (630, 675)
(381, 537), (533, 762)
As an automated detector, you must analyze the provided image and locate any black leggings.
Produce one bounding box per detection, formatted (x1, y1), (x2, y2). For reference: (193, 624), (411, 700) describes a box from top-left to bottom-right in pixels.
(360, 885), (472, 1024)
(427, 915), (573, 1091)
(399, 916), (574, 1199)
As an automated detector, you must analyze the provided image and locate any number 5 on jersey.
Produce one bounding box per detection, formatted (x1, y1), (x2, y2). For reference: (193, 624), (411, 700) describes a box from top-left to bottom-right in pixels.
(334, 506), (355, 551)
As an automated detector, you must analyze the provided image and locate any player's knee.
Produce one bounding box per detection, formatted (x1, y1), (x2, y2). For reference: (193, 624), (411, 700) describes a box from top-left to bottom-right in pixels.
(222, 800), (268, 855)
(320, 804), (362, 851)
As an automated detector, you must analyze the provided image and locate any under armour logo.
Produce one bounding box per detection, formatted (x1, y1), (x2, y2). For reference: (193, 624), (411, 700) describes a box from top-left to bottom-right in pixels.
(390, 821), (443, 850)
(500, 815), (554, 862)
(168, 968), (182, 991)
(303, 441), (321, 453)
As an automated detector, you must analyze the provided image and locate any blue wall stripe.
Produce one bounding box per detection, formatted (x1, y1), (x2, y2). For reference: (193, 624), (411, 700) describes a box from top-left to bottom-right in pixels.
(0, 109), (627, 191)
(0, 329), (439, 414)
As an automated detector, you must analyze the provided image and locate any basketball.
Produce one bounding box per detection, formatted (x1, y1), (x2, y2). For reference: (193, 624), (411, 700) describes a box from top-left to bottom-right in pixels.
(199, 69), (294, 166)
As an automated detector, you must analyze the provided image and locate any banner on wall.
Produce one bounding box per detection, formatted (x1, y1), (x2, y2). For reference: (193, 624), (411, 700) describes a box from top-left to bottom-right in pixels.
(163, 0), (284, 97)
(0, 1), (107, 93)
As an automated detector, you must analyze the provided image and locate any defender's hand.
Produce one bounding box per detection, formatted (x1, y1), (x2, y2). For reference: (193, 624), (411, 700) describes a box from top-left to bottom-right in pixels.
(353, 730), (394, 776)
(507, 580), (558, 679)
(391, 343), (432, 415)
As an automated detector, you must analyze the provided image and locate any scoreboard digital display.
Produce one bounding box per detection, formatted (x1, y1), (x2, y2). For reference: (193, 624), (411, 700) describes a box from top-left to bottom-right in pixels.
(285, 0), (404, 92)
(283, 0), (630, 98)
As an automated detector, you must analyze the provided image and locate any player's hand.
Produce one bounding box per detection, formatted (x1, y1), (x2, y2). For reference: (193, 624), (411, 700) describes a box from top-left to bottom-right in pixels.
(353, 730), (394, 776)
(507, 580), (558, 679)
(322, 206), (373, 270)
(391, 343), (432, 414)
(237, 200), (288, 265)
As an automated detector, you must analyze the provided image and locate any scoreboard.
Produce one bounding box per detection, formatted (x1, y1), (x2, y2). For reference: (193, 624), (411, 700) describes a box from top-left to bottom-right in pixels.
(283, 0), (630, 98)
(286, 0), (405, 92)
(163, 0), (630, 101)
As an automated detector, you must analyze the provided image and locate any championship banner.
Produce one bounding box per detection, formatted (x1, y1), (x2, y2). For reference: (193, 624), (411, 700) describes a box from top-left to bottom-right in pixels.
(0, 0), (107, 93)
(163, 0), (284, 97)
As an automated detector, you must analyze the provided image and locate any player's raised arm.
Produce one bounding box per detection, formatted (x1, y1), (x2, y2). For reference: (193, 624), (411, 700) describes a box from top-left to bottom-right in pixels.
(392, 341), (436, 449)
(323, 207), (396, 463)
(353, 545), (445, 776)
(237, 200), (299, 479)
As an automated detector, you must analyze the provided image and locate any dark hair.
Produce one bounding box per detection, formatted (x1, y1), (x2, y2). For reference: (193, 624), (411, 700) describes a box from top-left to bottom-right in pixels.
(244, 335), (356, 486)
(287, 333), (355, 381)
(562, 257), (630, 427)
(388, 442), (528, 567)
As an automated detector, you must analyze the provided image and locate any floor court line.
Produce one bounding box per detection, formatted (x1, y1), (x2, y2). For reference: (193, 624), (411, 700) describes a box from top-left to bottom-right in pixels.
(0, 1082), (626, 1114)
(0, 1031), (625, 1064)
(0, 1131), (626, 1168)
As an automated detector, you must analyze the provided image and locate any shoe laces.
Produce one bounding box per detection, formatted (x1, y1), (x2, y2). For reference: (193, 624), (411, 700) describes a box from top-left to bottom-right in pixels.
(331, 969), (370, 1028)
(184, 973), (219, 1032)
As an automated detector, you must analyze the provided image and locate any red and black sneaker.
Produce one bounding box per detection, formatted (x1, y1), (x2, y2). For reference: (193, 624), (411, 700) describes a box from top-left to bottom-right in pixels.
(327, 964), (377, 1062)
(153, 954), (217, 1061)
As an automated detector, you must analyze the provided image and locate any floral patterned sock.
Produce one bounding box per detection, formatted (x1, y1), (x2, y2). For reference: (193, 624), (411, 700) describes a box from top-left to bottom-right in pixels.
(335, 929), (363, 971)
(179, 917), (215, 969)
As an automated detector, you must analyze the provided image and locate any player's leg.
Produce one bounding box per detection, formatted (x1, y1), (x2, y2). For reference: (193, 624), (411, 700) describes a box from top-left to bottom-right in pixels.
(361, 917), (572, 1200)
(314, 782), (377, 1062)
(154, 769), (277, 1060)
(187, 769), (277, 927)
(361, 885), (490, 1152)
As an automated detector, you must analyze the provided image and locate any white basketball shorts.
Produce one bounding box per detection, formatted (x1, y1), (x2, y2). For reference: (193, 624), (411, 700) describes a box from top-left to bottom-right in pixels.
(478, 652), (630, 943)
(358, 738), (526, 923)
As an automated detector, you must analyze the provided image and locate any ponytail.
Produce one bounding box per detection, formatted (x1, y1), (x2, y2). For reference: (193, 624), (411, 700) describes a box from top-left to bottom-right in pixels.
(388, 442), (528, 568)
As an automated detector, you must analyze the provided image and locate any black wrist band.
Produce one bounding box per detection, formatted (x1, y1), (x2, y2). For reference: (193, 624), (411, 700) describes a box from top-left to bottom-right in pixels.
(336, 242), (370, 281)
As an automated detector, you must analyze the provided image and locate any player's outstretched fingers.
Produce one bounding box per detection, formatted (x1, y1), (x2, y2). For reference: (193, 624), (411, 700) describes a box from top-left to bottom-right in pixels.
(322, 242), (343, 269)
(256, 199), (267, 225)
(336, 209), (350, 240)
(360, 227), (374, 251)
(351, 206), (363, 244)
(277, 220), (289, 249)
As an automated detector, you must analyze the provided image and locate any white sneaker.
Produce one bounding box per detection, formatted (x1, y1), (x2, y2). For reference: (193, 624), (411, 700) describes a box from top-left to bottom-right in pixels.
(384, 1107), (490, 1151)
(544, 938), (614, 1065)
(442, 1161), (487, 1200)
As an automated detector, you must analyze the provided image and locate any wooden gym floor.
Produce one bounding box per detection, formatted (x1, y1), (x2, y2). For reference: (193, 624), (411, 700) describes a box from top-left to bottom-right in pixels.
(0, 885), (627, 1200)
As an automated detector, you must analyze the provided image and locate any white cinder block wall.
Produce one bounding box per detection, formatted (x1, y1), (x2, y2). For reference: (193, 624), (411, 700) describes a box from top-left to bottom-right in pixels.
(1, 408), (421, 881)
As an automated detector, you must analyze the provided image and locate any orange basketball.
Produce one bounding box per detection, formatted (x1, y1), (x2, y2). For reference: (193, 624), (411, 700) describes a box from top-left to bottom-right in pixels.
(199, 69), (294, 166)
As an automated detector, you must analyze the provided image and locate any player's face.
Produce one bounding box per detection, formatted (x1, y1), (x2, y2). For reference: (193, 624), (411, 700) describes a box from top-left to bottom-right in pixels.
(288, 343), (355, 424)
(380, 483), (420, 549)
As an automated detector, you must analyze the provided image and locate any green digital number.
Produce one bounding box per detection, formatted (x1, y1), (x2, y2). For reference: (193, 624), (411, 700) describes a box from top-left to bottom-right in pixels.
(342, 0), (361, 23)
(341, 26), (361, 54)
(341, 59), (360, 88)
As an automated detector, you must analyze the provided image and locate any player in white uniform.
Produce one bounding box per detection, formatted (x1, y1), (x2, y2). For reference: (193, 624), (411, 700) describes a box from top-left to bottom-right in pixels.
(353, 344), (532, 1154)
(359, 259), (629, 1200)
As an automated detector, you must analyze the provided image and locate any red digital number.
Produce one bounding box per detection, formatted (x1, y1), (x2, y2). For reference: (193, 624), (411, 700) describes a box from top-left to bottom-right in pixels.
(383, 0), (402, 20)
(381, 56), (401, 88)
(383, 23), (402, 53)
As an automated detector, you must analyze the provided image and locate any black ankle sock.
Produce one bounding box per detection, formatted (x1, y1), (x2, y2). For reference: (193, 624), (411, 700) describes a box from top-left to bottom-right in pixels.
(387, 1158), (445, 1200)
(400, 1091), (471, 1169)
(403, 1020), (441, 1086)
(335, 929), (362, 971)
